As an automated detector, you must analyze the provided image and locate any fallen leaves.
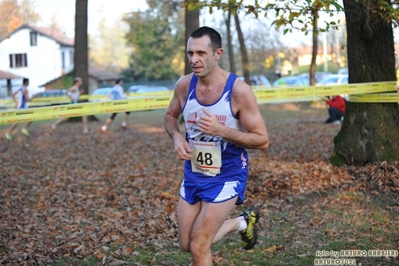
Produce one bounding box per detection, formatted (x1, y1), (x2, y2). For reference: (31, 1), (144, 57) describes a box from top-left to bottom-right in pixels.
(0, 106), (398, 264)
(264, 245), (285, 253)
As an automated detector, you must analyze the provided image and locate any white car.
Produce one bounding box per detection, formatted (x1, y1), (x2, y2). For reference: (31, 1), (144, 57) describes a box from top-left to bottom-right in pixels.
(317, 74), (348, 85)
(239, 75), (272, 88)
(90, 87), (113, 102)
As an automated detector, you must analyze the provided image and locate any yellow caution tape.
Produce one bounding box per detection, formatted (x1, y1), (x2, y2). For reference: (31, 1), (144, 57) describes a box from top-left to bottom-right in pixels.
(0, 82), (397, 125)
(348, 93), (399, 102)
(0, 81), (395, 106)
(0, 91), (173, 106)
(0, 96), (173, 125)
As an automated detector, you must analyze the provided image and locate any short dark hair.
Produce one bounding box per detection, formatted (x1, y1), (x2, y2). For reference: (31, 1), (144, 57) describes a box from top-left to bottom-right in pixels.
(189, 26), (222, 51)
(22, 78), (29, 85)
(115, 78), (123, 84)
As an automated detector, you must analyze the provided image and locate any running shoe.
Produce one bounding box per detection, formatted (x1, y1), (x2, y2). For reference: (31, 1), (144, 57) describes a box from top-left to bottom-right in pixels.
(101, 125), (107, 134)
(239, 208), (260, 250)
(5, 133), (13, 140)
(51, 124), (56, 131)
(21, 128), (30, 137)
(121, 122), (127, 129)
(83, 129), (89, 134)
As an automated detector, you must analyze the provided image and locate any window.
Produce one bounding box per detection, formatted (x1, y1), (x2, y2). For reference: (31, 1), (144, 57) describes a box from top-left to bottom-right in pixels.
(61, 51), (65, 69)
(70, 50), (74, 65)
(30, 32), (37, 46)
(9, 53), (28, 68)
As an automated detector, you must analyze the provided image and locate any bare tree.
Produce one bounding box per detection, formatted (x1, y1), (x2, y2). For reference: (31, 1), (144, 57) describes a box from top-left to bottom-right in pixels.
(225, 2), (236, 74)
(234, 12), (250, 84)
(184, 0), (200, 75)
(74, 0), (89, 94)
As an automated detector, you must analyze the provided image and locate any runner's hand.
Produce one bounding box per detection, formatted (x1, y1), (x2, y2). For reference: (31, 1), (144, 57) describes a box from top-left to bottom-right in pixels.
(198, 108), (223, 136)
(174, 136), (192, 160)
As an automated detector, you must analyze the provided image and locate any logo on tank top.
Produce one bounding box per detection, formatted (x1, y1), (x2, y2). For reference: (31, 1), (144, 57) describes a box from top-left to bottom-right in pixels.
(187, 112), (226, 125)
(187, 112), (197, 124)
(215, 114), (227, 125)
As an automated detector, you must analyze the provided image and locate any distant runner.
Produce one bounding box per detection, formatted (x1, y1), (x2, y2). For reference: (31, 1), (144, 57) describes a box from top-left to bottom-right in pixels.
(101, 78), (130, 133)
(51, 77), (89, 133)
(5, 78), (33, 140)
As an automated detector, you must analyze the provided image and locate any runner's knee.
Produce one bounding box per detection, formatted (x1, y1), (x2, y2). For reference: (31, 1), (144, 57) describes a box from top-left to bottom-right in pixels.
(179, 239), (191, 253)
(190, 239), (208, 257)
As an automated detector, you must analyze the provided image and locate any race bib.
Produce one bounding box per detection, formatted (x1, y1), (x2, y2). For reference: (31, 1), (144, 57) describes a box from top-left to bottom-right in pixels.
(189, 140), (222, 177)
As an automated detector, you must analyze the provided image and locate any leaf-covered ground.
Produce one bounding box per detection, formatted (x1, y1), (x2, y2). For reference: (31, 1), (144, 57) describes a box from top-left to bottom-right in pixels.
(0, 103), (398, 265)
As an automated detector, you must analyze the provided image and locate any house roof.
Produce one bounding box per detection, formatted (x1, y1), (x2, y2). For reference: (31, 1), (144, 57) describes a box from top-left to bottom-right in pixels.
(40, 66), (123, 87)
(0, 70), (22, 80)
(89, 66), (123, 81)
(0, 24), (74, 47)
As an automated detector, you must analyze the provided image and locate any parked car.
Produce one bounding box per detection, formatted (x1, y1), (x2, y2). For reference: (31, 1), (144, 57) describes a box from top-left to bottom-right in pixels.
(299, 72), (331, 83)
(90, 87), (112, 102)
(239, 75), (272, 88)
(317, 74), (348, 85)
(92, 87), (112, 95)
(273, 75), (309, 87)
(338, 68), (348, 75)
(135, 86), (169, 94)
(127, 85), (150, 94)
(33, 89), (66, 98)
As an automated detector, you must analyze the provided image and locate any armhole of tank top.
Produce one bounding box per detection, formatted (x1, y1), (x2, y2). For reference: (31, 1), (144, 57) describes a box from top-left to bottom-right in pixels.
(226, 74), (240, 120)
(182, 75), (197, 113)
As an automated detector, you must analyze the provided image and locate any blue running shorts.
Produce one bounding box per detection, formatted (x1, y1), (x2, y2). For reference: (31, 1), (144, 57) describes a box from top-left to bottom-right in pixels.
(180, 180), (246, 205)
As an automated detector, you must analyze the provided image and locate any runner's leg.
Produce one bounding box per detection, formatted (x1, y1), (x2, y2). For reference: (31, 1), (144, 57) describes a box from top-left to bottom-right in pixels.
(177, 197), (201, 252)
(7, 123), (18, 135)
(189, 198), (238, 265)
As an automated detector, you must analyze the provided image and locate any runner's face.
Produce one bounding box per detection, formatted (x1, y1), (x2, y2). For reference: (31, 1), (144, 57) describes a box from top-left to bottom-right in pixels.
(187, 36), (222, 78)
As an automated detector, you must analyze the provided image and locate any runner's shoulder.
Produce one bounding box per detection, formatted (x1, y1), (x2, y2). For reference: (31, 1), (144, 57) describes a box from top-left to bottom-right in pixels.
(174, 74), (193, 97)
(232, 77), (254, 98)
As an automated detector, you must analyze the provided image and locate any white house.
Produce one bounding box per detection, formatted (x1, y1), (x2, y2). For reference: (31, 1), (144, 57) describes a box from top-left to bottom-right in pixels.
(0, 24), (74, 97)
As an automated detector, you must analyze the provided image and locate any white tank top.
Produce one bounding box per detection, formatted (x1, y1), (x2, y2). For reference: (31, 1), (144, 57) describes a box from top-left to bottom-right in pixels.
(182, 73), (248, 180)
(68, 85), (80, 103)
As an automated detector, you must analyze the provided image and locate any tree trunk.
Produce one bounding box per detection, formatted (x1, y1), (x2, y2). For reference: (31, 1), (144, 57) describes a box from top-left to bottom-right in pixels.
(184, 0), (199, 75)
(309, 9), (318, 86)
(330, 0), (399, 166)
(225, 3), (236, 74)
(234, 13), (250, 84)
(74, 0), (89, 94)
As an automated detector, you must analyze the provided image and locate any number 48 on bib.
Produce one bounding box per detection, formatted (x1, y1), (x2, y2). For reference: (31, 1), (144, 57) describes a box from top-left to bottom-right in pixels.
(189, 140), (222, 177)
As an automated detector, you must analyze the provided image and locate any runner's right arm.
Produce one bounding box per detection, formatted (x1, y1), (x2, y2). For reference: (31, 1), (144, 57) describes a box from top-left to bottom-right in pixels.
(164, 75), (192, 160)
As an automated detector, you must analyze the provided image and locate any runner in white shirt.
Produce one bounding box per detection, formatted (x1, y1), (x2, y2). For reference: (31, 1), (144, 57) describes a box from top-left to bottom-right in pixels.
(51, 77), (89, 134)
(164, 27), (269, 265)
(100, 78), (130, 133)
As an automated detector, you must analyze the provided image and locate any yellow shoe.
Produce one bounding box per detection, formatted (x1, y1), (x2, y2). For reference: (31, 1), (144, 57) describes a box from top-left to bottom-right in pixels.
(21, 128), (30, 137)
(5, 133), (13, 140)
(240, 208), (260, 250)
